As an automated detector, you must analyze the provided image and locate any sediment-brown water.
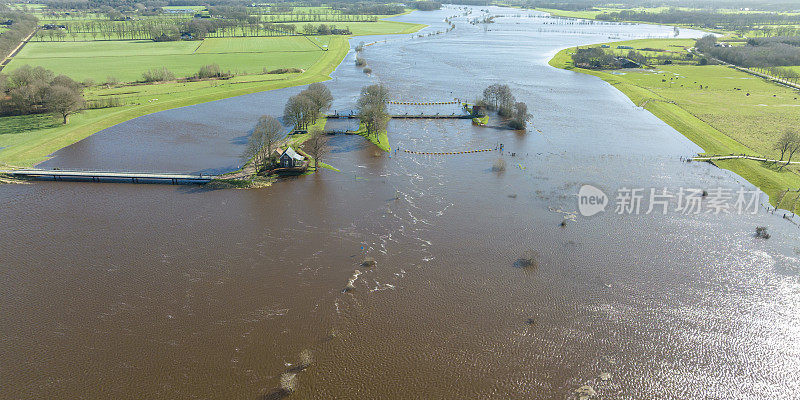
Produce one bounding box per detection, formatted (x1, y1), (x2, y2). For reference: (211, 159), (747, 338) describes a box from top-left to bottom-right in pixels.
(2, 6), (799, 399)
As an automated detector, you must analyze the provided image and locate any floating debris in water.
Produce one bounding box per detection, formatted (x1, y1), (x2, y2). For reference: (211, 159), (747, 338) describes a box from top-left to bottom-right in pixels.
(599, 372), (611, 381)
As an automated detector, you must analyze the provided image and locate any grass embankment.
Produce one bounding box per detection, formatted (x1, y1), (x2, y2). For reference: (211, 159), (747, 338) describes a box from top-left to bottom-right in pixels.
(351, 123), (390, 153)
(0, 35), (349, 167)
(550, 38), (800, 209)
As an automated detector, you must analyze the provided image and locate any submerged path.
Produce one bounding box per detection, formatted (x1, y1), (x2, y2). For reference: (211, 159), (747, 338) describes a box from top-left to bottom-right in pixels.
(691, 155), (800, 164)
(0, 169), (214, 184)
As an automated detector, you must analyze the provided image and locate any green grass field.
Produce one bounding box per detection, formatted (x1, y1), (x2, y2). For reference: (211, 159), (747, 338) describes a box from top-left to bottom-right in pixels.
(0, 4), (423, 168)
(550, 38), (800, 208)
(6, 36), (332, 83)
(0, 36), (349, 167)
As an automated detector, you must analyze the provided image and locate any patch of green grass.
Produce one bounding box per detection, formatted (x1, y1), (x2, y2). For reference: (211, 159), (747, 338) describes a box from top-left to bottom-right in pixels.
(550, 38), (800, 205)
(472, 115), (488, 125)
(0, 36), (350, 167)
(351, 122), (390, 152)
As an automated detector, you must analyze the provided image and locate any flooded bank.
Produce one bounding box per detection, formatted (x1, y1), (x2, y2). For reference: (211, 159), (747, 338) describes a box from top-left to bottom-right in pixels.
(2, 6), (799, 399)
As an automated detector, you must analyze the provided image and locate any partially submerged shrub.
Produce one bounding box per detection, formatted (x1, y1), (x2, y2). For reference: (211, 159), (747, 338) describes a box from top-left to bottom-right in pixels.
(492, 158), (506, 172)
(363, 67), (372, 74)
(513, 251), (538, 269)
(361, 257), (376, 268)
(755, 226), (770, 239)
(355, 56), (366, 67)
(279, 373), (297, 394)
(298, 349), (313, 370)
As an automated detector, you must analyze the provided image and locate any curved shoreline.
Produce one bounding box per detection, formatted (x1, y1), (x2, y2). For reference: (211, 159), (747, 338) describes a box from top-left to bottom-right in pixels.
(0, 13), (428, 169)
(548, 42), (800, 207)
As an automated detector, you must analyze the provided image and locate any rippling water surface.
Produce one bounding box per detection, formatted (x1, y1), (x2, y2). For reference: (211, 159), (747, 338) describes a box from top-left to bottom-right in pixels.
(2, 6), (799, 399)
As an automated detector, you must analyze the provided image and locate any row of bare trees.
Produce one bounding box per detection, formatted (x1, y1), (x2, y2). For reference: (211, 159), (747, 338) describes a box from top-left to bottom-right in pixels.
(32, 18), (296, 42)
(283, 83), (334, 131)
(0, 6), (38, 60)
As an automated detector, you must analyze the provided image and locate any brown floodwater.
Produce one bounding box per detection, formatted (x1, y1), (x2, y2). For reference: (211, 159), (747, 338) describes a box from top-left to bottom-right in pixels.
(2, 6), (800, 399)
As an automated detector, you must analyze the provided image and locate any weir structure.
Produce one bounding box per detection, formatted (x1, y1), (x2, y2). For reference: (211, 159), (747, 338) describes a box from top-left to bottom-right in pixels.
(0, 169), (214, 184)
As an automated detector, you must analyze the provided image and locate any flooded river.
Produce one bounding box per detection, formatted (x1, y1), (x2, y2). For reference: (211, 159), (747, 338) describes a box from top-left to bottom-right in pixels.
(2, 6), (799, 399)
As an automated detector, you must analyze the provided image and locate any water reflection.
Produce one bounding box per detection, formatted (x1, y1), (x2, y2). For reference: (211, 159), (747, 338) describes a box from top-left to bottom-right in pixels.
(2, 5), (799, 399)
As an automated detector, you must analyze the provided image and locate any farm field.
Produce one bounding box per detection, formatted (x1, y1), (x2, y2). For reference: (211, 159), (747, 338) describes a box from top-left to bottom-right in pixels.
(551, 38), (800, 208)
(0, 35), (349, 167)
(6, 36), (333, 83)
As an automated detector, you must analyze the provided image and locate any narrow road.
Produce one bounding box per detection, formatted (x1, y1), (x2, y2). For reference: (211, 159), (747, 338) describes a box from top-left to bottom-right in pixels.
(0, 27), (38, 72)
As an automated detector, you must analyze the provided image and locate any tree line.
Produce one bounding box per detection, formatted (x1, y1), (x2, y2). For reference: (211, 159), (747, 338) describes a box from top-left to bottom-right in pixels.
(596, 9), (800, 31)
(410, 1), (443, 11)
(0, 6), (38, 61)
(0, 65), (86, 124)
(696, 35), (800, 68)
(33, 16), (298, 42)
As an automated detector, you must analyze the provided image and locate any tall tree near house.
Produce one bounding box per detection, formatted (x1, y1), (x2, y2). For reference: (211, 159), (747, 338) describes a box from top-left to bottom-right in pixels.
(45, 85), (85, 124)
(283, 94), (314, 130)
(305, 132), (328, 171)
(243, 115), (284, 173)
(257, 115), (284, 168)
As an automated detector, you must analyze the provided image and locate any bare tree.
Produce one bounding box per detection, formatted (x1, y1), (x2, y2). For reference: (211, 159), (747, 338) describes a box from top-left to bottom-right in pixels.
(774, 130), (798, 164)
(243, 115), (284, 173)
(301, 83), (333, 123)
(304, 132), (328, 171)
(782, 131), (800, 170)
(508, 101), (528, 130)
(283, 94), (314, 130)
(45, 85), (85, 124)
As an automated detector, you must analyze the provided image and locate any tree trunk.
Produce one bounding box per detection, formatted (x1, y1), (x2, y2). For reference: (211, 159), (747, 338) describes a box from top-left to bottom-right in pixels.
(63, 113), (69, 124)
